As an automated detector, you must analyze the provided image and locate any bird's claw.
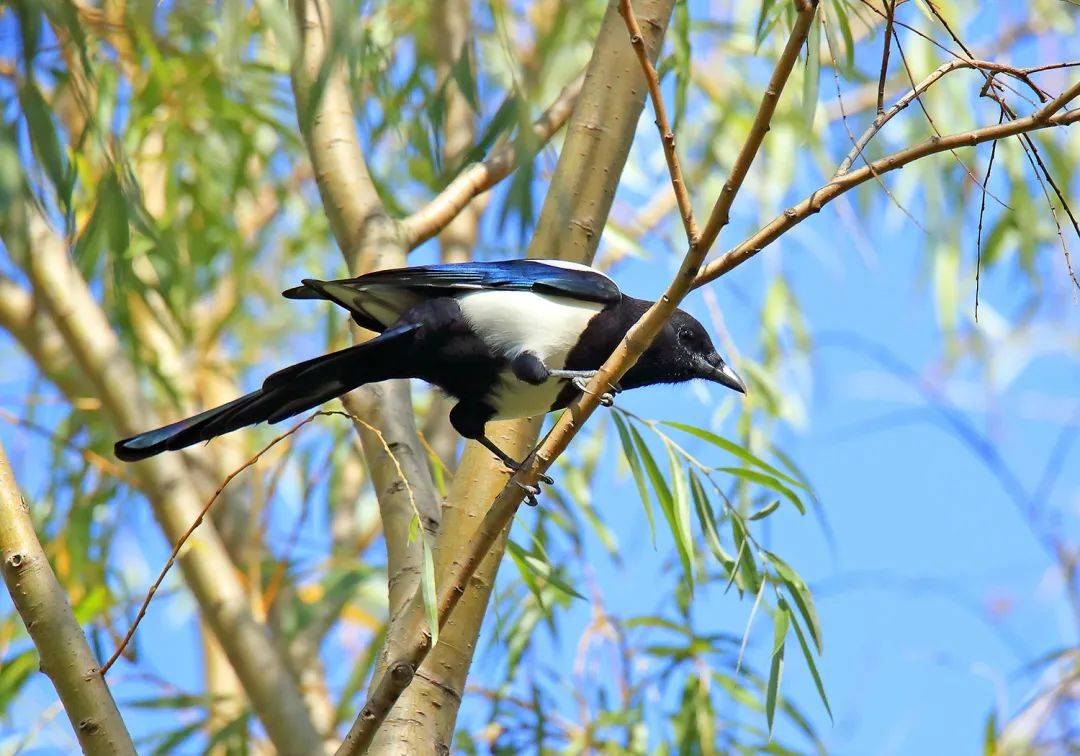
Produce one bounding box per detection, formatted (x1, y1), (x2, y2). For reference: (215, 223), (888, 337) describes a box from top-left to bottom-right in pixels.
(571, 375), (621, 405)
(516, 481), (542, 507)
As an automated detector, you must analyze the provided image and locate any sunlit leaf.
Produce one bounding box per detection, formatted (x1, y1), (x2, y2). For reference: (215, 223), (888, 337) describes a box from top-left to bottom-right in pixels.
(766, 551), (822, 653)
(663, 422), (810, 492)
(718, 467), (806, 515)
(766, 629), (785, 736)
(613, 413), (657, 548)
(422, 537), (439, 646)
(784, 597), (832, 721)
(749, 499), (781, 520)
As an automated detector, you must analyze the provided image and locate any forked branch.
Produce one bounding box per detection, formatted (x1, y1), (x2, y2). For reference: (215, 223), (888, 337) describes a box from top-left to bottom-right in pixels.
(339, 3), (820, 751)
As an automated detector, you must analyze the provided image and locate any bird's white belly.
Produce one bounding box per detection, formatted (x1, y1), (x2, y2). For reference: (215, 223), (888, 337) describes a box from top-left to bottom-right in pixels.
(457, 289), (604, 367)
(489, 374), (566, 419)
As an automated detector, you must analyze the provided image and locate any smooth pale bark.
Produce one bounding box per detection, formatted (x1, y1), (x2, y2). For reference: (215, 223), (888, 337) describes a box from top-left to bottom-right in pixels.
(289, 0), (445, 735)
(364, 1), (677, 752)
(0, 441), (136, 756)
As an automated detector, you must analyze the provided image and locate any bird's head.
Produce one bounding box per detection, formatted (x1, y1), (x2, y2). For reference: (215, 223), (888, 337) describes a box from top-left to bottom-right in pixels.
(622, 307), (746, 394)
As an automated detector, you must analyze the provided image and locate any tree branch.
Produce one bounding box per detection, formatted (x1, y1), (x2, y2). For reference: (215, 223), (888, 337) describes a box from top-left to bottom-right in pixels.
(695, 99), (1080, 287)
(402, 72), (585, 251)
(0, 440), (136, 756)
(697, 0), (819, 254)
(618, 0), (698, 243)
(836, 59), (1075, 177)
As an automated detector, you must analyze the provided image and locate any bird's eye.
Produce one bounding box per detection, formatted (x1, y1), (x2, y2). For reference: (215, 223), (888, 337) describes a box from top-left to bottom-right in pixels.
(678, 328), (693, 343)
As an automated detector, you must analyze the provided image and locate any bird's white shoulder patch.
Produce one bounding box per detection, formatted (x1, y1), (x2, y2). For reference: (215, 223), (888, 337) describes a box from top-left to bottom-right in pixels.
(457, 290), (603, 367)
(534, 259), (616, 283)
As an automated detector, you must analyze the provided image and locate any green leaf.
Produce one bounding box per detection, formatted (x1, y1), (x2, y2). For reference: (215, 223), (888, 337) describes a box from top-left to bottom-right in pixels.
(662, 422), (810, 491)
(506, 540), (585, 601)
(766, 551), (822, 653)
(718, 467), (805, 515)
(19, 80), (70, 209)
(736, 577), (766, 673)
(772, 604), (790, 658)
(730, 516), (760, 594)
(983, 710), (997, 756)
(671, 1), (691, 130)
(688, 469), (733, 566)
(749, 500), (781, 521)
(754, 0), (779, 47)
(766, 634), (785, 736)
(613, 414), (657, 547)
(407, 512), (420, 544)
(784, 597), (832, 721)
(630, 424), (693, 584)
(448, 42), (479, 113)
(665, 441), (695, 576)
(834, 2), (857, 73)
(421, 537), (438, 646)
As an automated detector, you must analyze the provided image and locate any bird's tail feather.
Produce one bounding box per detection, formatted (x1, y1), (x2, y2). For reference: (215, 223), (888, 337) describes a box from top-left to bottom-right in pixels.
(115, 323), (419, 462)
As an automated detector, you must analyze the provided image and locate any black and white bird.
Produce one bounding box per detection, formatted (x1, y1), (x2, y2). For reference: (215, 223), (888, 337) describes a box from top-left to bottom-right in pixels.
(115, 259), (745, 486)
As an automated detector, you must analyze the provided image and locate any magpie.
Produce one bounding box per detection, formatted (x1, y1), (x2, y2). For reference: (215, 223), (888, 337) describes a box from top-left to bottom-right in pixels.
(115, 260), (745, 492)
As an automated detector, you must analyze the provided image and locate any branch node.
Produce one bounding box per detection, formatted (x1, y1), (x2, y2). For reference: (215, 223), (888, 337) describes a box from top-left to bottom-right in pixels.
(389, 661), (416, 685)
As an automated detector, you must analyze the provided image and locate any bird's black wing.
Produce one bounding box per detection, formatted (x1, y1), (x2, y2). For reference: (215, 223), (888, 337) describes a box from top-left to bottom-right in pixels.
(282, 260), (621, 330)
(351, 260), (621, 303)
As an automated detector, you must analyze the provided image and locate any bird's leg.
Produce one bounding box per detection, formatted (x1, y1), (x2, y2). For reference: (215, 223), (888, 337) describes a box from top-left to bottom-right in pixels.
(548, 369), (621, 406)
(476, 435), (555, 488)
(511, 355), (619, 406)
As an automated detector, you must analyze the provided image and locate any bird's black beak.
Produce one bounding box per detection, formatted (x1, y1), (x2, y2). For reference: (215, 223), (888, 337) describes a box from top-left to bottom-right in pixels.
(696, 353), (747, 394)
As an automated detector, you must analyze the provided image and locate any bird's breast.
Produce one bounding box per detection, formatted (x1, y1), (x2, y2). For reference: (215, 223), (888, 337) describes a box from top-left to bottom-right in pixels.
(457, 290), (604, 367)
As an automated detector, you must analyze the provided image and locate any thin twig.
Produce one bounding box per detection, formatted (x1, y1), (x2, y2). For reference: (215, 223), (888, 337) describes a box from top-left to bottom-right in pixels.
(697, 1), (819, 254)
(820, 5), (926, 231)
(974, 110), (1004, 321)
(877, 0), (895, 114)
(100, 411), (327, 675)
(884, 25), (1009, 208)
(618, 0), (699, 244)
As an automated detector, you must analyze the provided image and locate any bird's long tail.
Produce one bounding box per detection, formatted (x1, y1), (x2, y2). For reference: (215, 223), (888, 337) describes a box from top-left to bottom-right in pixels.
(114, 323), (419, 462)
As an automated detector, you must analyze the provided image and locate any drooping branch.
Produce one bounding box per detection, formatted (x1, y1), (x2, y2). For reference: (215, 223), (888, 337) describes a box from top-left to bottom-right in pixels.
(618, 0), (698, 243)
(402, 72), (585, 250)
(0, 440), (136, 756)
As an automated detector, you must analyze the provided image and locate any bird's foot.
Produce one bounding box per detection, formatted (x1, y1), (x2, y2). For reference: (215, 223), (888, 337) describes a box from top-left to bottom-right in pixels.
(562, 372), (621, 406)
(477, 436), (554, 486)
(516, 481), (542, 507)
